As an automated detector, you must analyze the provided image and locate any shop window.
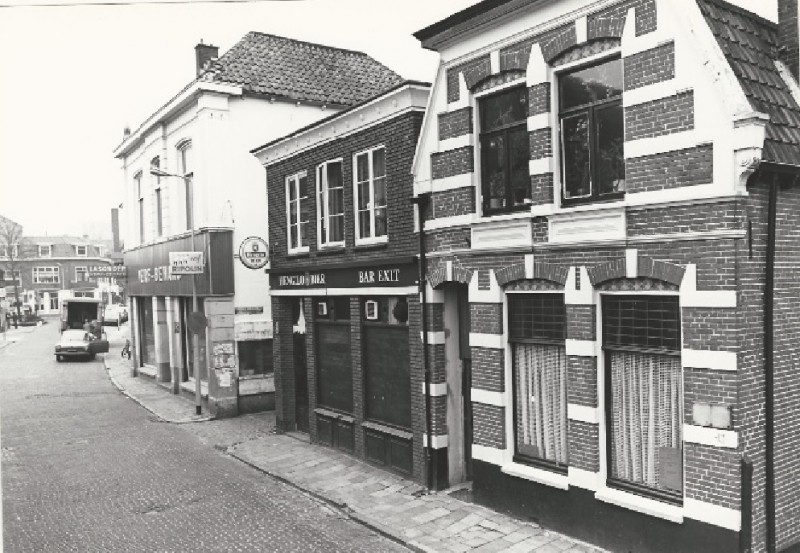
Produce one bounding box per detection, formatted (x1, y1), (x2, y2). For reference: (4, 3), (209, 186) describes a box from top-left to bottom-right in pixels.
(362, 297), (411, 430)
(286, 172), (310, 254)
(354, 146), (387, 244)
(139, 298), (155, 367)
(317, 160), (345, 248)
(602, 295), (683, 503)
(32, 266), (59, 284)
(315, 297), (352, 413)
(559, 57), (625, 204)
(238, 340), (273, 376)
(479, 86), (530, 215)
(509, 293), (568, 471)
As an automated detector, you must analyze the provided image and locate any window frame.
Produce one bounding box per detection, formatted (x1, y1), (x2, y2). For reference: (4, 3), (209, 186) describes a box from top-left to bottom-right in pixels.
(135, 171), (145, 244)
(0, 245), (18, 259)
(477, 84), (531, 217)
(507, 291), (569, 473)
(353, 145), (388, 246)
(285, 171), (310, 254)
(557, 55), (625, 206)
(38, 244), (52, 258)
(33, 266), (59, 284)
(178, 140), (194, 231)
(316, 158), (345, 249)
(75, 245), (87, 257)
(151, 157), (163, 237)
(601, 293), (683, 505)
(75, 266), (88, 282)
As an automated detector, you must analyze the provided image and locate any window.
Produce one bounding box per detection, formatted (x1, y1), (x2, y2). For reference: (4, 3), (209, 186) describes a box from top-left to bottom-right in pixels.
(238, 340), (273, 376)
(315, 297), (352, 413)
(95, 245), (105, 257)
(0, 245), (18, 258)
(33, 266), (59, 284)
(286, 172), (310, 253)
(479, 86), (530, 215)
(509, 294), (568, 470)
(151, 157), (163, 237)
(135, 171), (144, 244)
(38, 245), (52, 257)
(602, 295), (682, 503)
(75, 245), (87, 256)
(559, 57), (625, 204)
(317, 160), (344, 247)
(354, 147), (387, 243)
(178, 141), (193, 230)
(75, 266), (88, 282)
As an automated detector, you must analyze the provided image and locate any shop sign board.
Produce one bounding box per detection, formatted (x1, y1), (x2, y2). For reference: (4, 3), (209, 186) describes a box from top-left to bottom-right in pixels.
(87, 265), (127, 279)
(238, 236), (269, 269)
(234, 306), (264, 315)
(270, 259), (417, 291)
(170, 252), (205, 275)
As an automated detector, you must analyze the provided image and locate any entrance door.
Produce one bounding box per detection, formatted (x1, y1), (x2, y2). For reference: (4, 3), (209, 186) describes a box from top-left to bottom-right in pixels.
(294, 332), (309, 433)
(445, 283), (472, 485)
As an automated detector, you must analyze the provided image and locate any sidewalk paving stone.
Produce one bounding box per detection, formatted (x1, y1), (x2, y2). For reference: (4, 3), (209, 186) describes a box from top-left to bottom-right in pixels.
(100, 321), (609, 553)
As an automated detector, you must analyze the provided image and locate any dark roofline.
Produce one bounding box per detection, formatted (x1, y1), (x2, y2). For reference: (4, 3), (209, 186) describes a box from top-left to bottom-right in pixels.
(701, 0), (777, 30)
(414, 0), (518, 43)
(231, 30), (385, 59)
(250, 80), (431, 155)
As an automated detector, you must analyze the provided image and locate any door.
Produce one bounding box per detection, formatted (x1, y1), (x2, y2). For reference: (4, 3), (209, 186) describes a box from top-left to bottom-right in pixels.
(459, 285), (473, 480)
(294, 332), (309, 433)
(445, 283), (471, 485)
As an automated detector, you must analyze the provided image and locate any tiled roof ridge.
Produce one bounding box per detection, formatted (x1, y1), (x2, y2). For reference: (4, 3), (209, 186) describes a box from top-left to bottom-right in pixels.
(696, 0), (777, 31)
(245, 30), (386, 59)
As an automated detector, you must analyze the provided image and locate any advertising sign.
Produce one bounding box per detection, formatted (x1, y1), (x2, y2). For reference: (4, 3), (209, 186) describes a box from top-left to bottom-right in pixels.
(87, 265), (127, 279)
(238, 236), (269, 269)
(270, 258), (417, 291)
(169, 252), (205, 275)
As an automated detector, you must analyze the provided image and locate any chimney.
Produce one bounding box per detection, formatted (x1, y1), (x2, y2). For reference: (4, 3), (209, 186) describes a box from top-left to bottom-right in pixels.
(123, 126), (131, 139)
(195, 40), (219, 76)
(779, 0), (800, 81)
(111, 208), (120, 252)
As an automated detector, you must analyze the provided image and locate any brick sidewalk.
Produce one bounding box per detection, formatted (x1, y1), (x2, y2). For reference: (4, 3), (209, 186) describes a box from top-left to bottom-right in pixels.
(101, 325), (605, 553)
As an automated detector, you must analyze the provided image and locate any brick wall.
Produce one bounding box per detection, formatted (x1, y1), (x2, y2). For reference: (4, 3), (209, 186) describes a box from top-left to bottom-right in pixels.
(567, 356), (597, 407)
(625, 91), (695, 142)
(529, 128), (552, 160)
(684, 444), (741, 510)
(272, 296), (297, 432)
(429, 187), (475, 220)
(566, 305), (596, 341)
(623, 41), (675, 91)
(683, 369), (737, 425)
(438, 108), (473, 141)
(568, 420), (599, 472)
(528, 83), (550, 115)
(626, 145), (713, 193)
(431, 146), (474, 180)
(470, 303), (503, 334)
(471, 347), (505, 392)
(267, 112), (422, 267)
(473, 402), (506, 449)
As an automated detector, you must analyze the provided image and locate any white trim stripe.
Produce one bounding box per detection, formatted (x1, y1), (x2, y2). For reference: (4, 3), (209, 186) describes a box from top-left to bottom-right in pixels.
(470, 332), (504, 349)
(472, 444), (506, 466)
(422, 433), (449, 449)
(622, 78), (689, 108)
(527, 113), (550, 130)
(680, 264), (737, 308)
(529, 157), (553, 175)
(423, 331), (447, 345)
(425, 213), (473, 231)
(683, 424), (738, 449)
(681, 349), (737, 372)
(422, 382), (447, 397)
(502, 462), (569, 490)
(567, 403), (599, 424)
(595, 486), (684, 523)
(472, 388), (506, 407)
(430, 172), (474, 193)
(624, 132), (706, 159)
(568, 467), (599, 491)
(625, 249), (638, 279)
(565, 339), (596, 357)
(439, 134), (473, 152)
(684, 498), (741, 531)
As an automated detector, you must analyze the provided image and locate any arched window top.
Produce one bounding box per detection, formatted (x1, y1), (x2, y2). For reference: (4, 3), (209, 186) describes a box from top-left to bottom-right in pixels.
(177, 140), (192, 176)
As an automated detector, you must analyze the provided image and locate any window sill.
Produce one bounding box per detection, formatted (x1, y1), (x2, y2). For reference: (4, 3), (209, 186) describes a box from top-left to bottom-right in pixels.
(361, 420), (413, 440)
(354, 241), (388, 251)
(595, 486), (683, 523)
(314, 407), (355, 424)
(476, 210), (533, 225)
(316, 246), (346, 256)
(501, 461), (569, 490)
(287, 247), (310, 256)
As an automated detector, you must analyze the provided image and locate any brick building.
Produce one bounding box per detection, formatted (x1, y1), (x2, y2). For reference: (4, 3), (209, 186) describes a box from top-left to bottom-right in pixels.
(411, 0), (800, 551)
(114, 33), (403, 417)
(253, 82), (430, 479)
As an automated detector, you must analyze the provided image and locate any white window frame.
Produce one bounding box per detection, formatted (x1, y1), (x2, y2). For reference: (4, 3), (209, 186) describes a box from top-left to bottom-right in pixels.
(177, 140), (194, 231)
(316, 159), (345, 249)
(0, 245), (18, 259)
(151, 156), (163, 237)
(38, 244), (52, 257)
(75, 245), (87, 257)
(286, 171), (309, 254)
(353, 145), (388, 246)
(33, 266), (59, 284)
(75, 266), (88, 282)
(135, 171), (145, 244)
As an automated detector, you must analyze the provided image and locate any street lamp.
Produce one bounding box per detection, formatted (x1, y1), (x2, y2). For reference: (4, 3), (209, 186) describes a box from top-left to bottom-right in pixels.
(150, 167), (203, 416)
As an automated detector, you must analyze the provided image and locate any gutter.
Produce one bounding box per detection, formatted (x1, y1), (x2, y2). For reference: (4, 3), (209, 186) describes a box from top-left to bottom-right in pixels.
(765, 172), (777, 553)
(411, 193), (435, 490)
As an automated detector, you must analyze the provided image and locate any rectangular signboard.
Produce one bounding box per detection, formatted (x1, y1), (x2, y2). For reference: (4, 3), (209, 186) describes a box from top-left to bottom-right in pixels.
(87, 265), (127, 278)
(169, 252), (205, 275)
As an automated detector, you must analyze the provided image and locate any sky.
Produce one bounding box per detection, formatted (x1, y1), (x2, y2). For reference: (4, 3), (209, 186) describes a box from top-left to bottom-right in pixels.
(0, 0), (778, 239)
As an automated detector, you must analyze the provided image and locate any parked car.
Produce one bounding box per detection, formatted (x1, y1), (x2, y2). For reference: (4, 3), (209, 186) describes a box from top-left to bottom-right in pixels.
(55, 329), (109, 361)
(103, 304), (128, 325)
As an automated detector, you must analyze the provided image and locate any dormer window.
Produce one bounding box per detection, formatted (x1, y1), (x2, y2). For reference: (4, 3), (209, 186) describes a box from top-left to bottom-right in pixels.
(39, 244), (52, 257)
(479, 86), (530, 215)
(76, 245), (87, 257)
(559, 57), (625, 205)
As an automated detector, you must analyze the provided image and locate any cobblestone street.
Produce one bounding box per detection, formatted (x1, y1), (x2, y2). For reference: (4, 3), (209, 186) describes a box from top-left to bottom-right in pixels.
(0, 321), (407, 552)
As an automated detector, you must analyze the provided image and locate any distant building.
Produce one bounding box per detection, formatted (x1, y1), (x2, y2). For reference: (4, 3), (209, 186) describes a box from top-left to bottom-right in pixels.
(113, 32), (404, 417)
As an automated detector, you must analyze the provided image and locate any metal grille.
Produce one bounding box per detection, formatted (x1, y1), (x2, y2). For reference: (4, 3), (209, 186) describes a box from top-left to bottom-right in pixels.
(602, 295), (680, 353)
(508, 294), (566, 342)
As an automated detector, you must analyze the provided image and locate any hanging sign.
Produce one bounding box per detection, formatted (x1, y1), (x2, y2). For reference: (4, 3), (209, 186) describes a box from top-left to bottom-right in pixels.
(238, 236), (269, 269)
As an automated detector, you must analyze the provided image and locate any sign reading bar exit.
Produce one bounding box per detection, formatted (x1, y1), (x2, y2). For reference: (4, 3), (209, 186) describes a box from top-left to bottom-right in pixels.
(169, 252), (205, 275)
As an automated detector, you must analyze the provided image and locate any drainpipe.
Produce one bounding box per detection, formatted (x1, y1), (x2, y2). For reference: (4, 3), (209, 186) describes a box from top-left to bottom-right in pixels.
(764, 172), (778, 553)
(412, 193), (434, 490)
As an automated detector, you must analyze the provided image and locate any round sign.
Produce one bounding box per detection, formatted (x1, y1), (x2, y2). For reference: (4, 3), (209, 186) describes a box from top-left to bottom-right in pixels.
(187, 311), (207, 334)
(239, 236), (269, 270)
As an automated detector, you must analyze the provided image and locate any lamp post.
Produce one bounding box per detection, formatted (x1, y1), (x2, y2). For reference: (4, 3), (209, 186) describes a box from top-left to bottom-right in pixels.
(150, 167), (203, 416)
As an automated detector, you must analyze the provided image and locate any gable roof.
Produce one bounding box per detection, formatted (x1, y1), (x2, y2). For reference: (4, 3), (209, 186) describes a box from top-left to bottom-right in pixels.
(198, 31), (404, 107)
(698, 0), (800, 167)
